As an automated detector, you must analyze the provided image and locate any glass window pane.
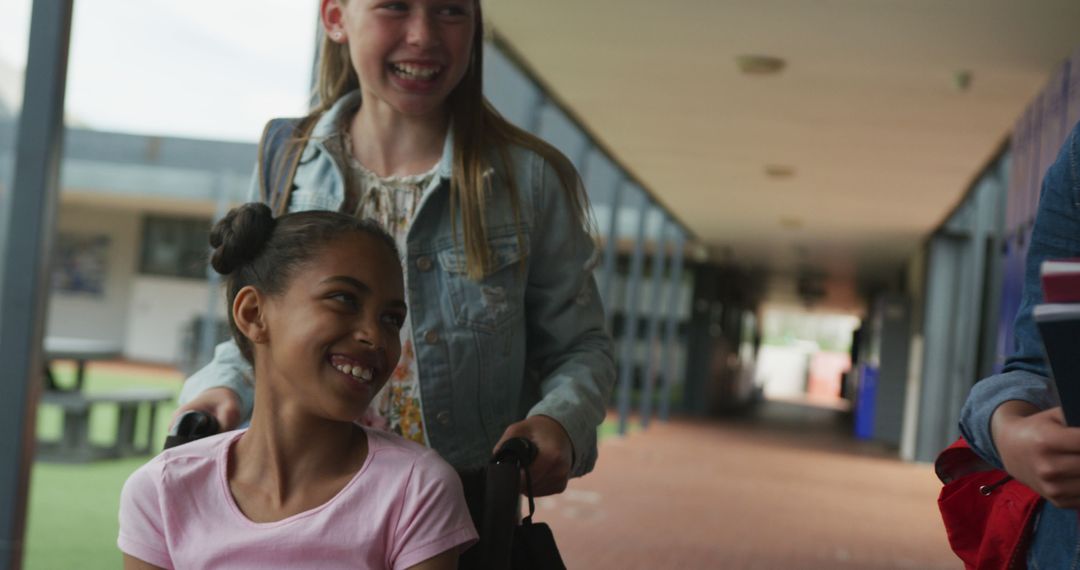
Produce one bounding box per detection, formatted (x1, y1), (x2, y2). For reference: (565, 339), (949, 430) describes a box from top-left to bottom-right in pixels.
(483, 43), (540, 129)
(615, 183), (648, 240)
(0, 0), (32, 316)
(0, 0), (31, 211)
(139, 215), (212, 280)
(536, 104), (587, 164)
(644, 206), (665, 241)
(583, 153), (620, 233)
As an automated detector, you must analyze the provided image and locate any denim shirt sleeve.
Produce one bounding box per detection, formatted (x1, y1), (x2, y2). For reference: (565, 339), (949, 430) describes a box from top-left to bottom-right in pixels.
(178, 340), (256, 421)
(176, 165), (262, 420)
(960, 122), (1080, 467)
(522, 154), (616, 478)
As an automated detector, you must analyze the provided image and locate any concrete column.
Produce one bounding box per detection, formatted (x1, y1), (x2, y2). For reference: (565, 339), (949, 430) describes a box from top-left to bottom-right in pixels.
(599, 178), (625, 310)
(616, 197), (652, 435)
(659, 231), (687, 422)
(639, 220), (671, 428)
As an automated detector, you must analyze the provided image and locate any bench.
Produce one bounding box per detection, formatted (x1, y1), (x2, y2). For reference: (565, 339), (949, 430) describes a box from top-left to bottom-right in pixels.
(37, 388), (174, 463)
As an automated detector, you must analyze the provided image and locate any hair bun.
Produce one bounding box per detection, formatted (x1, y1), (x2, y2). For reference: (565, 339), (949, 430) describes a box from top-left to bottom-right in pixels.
(209, 203), (276, 275)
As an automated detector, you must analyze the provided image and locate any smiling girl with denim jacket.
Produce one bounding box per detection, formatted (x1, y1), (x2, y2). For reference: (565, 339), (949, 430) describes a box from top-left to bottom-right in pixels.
(175, 0), (615, 497)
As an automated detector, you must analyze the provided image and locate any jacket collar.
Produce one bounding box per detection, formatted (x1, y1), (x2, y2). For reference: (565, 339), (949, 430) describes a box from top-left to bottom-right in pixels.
(311, 90), (454, 181)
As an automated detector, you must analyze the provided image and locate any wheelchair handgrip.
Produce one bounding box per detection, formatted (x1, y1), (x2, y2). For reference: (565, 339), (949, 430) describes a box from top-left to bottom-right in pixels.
(162, 410), (220, 450)
(492, 437), (537, 468)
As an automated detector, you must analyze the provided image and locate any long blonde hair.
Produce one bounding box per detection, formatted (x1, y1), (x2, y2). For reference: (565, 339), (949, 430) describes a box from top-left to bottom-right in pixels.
(290, 0), (591, 280)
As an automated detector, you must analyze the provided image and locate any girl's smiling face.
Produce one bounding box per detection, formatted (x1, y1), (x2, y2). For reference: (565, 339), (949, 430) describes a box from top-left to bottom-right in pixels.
(257, 231), (406, 422)
(325, 0), (477, 119)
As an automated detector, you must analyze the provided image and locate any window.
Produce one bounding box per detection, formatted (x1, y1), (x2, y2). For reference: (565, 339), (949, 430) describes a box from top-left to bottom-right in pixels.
(139, 215), (211, 279)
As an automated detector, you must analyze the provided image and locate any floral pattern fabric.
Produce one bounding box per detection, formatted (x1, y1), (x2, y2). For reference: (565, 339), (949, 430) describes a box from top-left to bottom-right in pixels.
(330, 128), (438, 446)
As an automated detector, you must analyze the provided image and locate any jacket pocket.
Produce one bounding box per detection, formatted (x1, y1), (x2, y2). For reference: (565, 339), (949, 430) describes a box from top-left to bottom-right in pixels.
(437, 232), (529, 333)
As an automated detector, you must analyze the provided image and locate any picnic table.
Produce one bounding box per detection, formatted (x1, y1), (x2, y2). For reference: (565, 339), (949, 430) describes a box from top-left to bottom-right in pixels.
(37, 337), (174, 463)
(42, 336), (121, 391)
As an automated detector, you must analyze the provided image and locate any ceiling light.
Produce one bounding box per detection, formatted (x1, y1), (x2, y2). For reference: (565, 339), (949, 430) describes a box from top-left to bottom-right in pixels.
(765, 164), (796, 178)
(736, 54), (786, 76)
(779, 217), (803, 230)
(692, 243), (710, 262)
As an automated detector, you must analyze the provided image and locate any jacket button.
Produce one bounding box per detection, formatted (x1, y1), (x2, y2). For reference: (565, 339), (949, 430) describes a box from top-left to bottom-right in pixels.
(424, 329), (440, 344)
(416, 256), (433, 272)
(436, 411), (451, 425)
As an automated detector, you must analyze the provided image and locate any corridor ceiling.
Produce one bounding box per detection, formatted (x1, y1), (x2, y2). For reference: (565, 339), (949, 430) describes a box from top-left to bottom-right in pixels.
(485, 0), (1080, 311)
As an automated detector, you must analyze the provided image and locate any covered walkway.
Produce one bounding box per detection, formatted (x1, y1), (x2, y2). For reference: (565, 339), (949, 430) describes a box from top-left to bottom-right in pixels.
(546, 402), (956, 569)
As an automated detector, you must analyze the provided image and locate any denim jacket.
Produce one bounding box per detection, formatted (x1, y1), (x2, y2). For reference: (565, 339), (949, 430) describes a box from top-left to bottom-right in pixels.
(180, 92), (616, 475)
(959, 121), (1080, 467)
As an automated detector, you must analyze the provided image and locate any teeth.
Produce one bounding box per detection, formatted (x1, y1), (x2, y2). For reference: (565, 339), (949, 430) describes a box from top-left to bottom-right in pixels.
(335, 363), (374, 382)
(392, 63), (440, 80)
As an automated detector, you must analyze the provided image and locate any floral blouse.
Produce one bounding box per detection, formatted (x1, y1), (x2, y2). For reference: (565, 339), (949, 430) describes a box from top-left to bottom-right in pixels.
(329, 128), (438, 447)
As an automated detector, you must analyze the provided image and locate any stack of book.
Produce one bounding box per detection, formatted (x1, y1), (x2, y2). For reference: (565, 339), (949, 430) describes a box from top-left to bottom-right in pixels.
(1035, 258), (1080, 426)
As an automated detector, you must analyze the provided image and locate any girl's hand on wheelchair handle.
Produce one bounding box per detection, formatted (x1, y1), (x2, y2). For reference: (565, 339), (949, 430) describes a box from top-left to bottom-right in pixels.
(171, 387), (242, 432)
(495, 415), (574, 497)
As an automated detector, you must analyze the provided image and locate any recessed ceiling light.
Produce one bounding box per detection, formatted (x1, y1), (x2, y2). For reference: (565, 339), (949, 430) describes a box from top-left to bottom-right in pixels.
(779, 217), (803, 230)
(765, 164), (796, 178)
(736, 54), (786, 76)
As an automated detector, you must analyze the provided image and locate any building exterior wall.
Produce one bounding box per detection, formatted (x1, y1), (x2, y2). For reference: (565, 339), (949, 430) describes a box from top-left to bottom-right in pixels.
(46, 204), (139, 347)
(124, 275), (221, 364)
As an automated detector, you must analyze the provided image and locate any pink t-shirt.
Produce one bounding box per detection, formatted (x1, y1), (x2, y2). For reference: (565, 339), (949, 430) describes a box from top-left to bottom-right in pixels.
(118, 428), (477, 569)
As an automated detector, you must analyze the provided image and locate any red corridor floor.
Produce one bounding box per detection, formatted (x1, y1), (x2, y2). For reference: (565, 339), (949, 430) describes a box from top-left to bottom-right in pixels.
(541, 401), (958, 569)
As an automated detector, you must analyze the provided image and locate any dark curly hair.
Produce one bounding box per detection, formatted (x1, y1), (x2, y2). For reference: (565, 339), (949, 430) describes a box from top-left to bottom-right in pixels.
(209, 202), (400, 363)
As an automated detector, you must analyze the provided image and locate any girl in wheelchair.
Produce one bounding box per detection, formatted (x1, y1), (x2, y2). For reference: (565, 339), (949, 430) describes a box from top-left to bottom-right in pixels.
(119, 203), (476, 569)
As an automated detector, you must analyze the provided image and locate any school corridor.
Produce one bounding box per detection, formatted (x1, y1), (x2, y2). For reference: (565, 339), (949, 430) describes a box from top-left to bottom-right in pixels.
(545, 402), (956, 569)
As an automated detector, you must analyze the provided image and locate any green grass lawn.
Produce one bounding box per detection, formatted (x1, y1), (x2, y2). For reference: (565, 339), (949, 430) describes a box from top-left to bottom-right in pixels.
(26, 363), (181, 570)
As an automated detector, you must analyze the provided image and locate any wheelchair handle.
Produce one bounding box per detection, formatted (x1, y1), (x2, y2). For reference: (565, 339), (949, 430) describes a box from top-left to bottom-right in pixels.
(163, 410), (220, 450)
(492, 437), (537, 468)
